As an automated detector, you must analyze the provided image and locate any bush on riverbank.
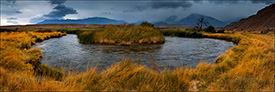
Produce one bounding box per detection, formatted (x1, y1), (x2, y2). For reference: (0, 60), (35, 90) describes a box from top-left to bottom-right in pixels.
(77, 24), (165, 45)
(161, 30), (203, 38)
(159, 27), (203, 38)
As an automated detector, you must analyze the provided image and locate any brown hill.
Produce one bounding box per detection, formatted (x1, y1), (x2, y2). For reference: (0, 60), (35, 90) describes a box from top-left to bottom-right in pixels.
(225, 4), (275, 31)
(0, 24), (105, 29)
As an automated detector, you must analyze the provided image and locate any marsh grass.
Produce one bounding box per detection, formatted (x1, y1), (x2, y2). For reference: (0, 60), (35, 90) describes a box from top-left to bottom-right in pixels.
(0, 31), (66, 83)
(0, 30), (274, 91)
(161, 30), (203, 38)
(77, 24), (165, 45)
(159, 27), (203, 38)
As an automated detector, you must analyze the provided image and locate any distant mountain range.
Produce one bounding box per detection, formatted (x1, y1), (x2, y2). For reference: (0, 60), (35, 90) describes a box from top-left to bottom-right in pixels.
(37, 14), (240, 28)
(163, 15), (178, 24)
(177, 13), (226, 27)
(38, 17), (127, 25)
(154, 22), (189, 28)
(155, 13), (228, 28)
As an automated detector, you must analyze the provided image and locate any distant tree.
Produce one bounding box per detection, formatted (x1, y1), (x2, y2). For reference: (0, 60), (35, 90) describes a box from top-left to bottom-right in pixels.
(140, 21), (154, 28)
(205, 25), (216, 33)
(194, 17), (209, 32)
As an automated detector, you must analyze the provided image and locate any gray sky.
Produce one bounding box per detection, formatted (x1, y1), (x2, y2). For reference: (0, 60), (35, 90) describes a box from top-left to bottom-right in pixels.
(1, 0), (273, 25)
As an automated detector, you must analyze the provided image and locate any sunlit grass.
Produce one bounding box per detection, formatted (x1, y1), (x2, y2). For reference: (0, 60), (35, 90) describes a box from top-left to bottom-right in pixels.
(0, 31), (66, 90)
(77, 24), (165, 45)
(0, 30), (274, 91)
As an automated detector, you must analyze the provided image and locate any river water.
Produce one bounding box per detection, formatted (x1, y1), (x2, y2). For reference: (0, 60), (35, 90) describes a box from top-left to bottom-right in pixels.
(31, 34), (235, 71)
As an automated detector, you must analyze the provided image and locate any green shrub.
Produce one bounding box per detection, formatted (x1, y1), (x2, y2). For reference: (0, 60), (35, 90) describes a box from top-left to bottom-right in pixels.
(36, 29), (54, 32)
(161, 30), (203, 38)
(217, 29), (225, 33)
(57, 29), (78, 34)
(77, 31), (94, 44)
(205, 25), (216, 33)
(0, 28), (18, 32)
(139, 21), (154, 28)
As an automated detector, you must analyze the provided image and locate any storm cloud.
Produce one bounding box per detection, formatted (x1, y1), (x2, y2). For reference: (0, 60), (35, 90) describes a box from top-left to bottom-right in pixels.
(7, 17), (17, 20)
(123, 0), (272, 13)
(123, 6), (148, 13)
(151, 1), (192, 9)
(7, 20), (19, 24)
(30, 0), (78, 23)
(2, 0), (274, 25)
(207, 0), (273, 4)
(6, 0), (16, 4)
(44, 5), (77, 19)
(48, 0), (66, 5)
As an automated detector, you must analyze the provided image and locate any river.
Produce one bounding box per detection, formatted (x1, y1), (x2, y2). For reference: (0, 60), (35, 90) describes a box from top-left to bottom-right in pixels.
(31, 34), (235, 71)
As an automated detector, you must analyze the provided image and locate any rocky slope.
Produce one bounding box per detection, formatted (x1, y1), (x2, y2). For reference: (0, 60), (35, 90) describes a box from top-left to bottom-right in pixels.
(225, 4), (275, 31)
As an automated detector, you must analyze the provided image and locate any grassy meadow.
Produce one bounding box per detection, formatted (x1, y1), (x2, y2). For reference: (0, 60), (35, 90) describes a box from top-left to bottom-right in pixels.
(0, 28), (274, 91)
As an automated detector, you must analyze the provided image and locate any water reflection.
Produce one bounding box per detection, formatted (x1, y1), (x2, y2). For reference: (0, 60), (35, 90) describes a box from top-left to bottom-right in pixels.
(31, 34), (235, 71)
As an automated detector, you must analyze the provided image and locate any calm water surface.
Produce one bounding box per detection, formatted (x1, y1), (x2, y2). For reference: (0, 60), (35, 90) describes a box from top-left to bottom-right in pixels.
(31, 34), (235, 71)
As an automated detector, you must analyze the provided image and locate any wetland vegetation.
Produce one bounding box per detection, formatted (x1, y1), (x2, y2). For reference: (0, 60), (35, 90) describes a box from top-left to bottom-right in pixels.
(0, 27), (274, 91)
(76, 24), (165, 45)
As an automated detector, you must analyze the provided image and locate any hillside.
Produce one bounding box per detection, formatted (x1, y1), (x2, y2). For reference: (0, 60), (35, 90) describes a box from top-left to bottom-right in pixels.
(177, 13), (226, 28)
(163, 15), (178, 24)
(225, 4), (275, 31)
(156, 13), (227, 28)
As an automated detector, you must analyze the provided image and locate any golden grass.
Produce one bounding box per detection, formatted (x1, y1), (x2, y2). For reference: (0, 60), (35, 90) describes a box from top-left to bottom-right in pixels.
(0, 31), (66, 91)
(0, 31), (274, 91)
(77, 24), (165, 45)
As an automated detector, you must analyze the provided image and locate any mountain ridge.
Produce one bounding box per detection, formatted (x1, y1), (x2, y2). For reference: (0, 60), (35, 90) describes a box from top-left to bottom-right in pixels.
(155, 13), (227, 28)
(225, 4), (275, 31)
(177, 13), (226, 27)
(37, 17), (127, 25)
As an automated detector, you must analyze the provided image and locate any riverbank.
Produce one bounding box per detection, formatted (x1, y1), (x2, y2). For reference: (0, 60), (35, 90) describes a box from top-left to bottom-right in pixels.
(0, 31), (274, 91)
(0, 32), (66, 81)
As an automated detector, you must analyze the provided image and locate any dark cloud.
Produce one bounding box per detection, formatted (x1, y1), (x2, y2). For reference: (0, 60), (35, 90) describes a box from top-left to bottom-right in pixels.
(29, 16), (45, 23)
(2, 8), (22, 15)
(250, 0), (274, 4)
(7, 17), (17, 20)
(207, 0), (274, 4)
(44, 5), (78, 19)
(103, 12), (112, 14)
(2, 0), (21, 16)
(6, 0), (16, 4)
(30, 0), (78, 23)
(44, 0), (78, 19)
(123, 6), (148, 13)
(123, 0), (272, 13)
(15, 11), (22, 14)
(151, 1), (192, 9)
(7, 20), (19, 24)
(48, 0), (67, 5)
(123, 0), (192, 13)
